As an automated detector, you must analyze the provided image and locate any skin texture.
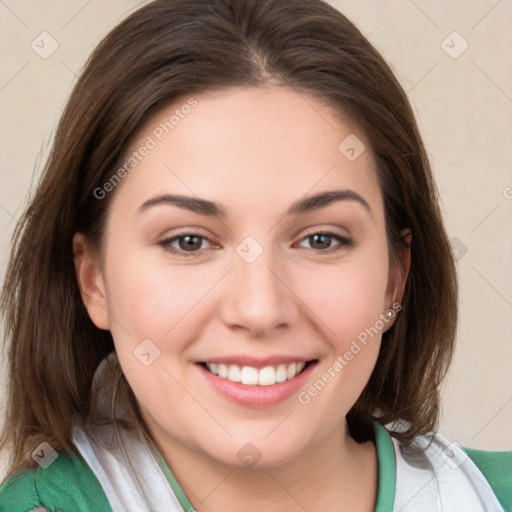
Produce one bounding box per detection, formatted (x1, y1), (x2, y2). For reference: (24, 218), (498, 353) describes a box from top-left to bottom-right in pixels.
(74, 85), (410, 511)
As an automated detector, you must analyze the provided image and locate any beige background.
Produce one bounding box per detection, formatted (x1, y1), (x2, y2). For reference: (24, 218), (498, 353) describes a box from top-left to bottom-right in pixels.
(1, 0), (511, 476)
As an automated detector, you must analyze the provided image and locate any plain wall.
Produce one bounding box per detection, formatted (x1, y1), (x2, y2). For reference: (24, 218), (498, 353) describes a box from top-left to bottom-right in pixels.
(1, 0), (511, 477)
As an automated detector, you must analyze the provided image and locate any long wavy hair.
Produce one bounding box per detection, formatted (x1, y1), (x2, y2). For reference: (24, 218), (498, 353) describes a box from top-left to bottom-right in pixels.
(1, 0), (457, 476)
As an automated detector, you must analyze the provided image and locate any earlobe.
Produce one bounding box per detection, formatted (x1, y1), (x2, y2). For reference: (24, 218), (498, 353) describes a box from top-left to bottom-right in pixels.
(385, 229), (412, 313)
(72, 233), (110, 330)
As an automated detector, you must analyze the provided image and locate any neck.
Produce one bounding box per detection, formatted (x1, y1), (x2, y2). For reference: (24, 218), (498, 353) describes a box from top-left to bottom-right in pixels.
(150, 419), (378, 512)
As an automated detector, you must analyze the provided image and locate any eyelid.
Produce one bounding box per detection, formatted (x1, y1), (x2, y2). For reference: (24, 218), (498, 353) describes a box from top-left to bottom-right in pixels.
(295, 230), (352, 252)
(158, 228), (352, 258)
(300, 226), (351, 240)
(158, 230), (217, 258)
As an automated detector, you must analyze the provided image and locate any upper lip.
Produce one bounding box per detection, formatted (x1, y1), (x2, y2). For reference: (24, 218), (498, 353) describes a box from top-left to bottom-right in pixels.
(199, 355), (317, 368)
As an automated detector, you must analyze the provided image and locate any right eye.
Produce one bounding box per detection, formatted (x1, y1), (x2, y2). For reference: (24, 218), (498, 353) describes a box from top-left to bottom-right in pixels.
(159, 232), (217, 257)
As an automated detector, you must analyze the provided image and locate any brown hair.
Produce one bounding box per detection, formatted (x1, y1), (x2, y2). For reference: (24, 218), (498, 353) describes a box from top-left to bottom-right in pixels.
(0, 0), (457, 476)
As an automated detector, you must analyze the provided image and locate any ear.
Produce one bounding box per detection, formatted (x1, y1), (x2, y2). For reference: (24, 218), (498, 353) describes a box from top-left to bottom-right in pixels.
(73, 233), (110, 330)
(385, 228), (412, 310)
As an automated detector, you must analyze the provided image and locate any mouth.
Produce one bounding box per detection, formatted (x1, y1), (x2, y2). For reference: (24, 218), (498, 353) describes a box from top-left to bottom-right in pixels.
(201, 360), (315, 386)
(197, 357), (318, 407)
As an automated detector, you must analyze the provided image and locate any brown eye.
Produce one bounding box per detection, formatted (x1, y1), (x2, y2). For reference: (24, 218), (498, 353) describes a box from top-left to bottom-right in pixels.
(177, 235), (203, 251)
(159, 232), (213, 257)
(308, 234), (332, 250)
(298, 232), (352, 253)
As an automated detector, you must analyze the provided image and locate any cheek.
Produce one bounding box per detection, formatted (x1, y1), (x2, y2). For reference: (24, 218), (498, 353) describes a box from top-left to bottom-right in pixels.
(104, 247), (215, 340)
(299, 253), (389, 345)
(102, 249), (211, 426)
(293, 246), (389, 404)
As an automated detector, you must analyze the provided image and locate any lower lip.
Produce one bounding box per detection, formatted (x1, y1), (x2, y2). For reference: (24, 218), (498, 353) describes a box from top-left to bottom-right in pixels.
(198, 362), (317, 408)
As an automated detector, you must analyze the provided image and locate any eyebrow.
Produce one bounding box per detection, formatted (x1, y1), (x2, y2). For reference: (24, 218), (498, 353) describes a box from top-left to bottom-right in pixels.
(137, 189), (372, 217)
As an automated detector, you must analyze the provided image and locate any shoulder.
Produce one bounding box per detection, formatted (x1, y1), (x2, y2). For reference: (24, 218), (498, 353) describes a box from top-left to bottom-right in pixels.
(0, 451), (111, 512)
(389, 426), (512, 512)
(463, 446), (512, 512)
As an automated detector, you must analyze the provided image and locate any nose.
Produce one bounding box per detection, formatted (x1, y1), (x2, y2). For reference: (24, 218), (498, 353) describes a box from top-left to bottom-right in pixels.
(219, 248), (299, 338)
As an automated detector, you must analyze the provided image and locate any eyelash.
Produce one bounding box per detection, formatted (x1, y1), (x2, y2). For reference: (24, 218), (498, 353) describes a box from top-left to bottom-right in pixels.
(158, 231), (352, 258)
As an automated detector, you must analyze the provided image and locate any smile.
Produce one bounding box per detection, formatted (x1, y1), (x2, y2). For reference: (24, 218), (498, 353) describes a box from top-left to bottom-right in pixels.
(198, 357), (318, 407)
(204, 362), (307, 386)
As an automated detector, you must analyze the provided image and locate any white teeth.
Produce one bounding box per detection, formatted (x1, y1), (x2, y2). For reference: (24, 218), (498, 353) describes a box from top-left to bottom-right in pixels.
(258, 366), (276, 386)
(218, 363), (228, 378)
(240, 366), (259, 385)
(227, 365), (241, 382)
(205, 361), (307, 386)
(275, 364), (287, 383)
(286, 362), (297, 380)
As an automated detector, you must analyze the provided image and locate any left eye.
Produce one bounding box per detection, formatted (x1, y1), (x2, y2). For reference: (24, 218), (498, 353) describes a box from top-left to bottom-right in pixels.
(297, 232), (351, 252)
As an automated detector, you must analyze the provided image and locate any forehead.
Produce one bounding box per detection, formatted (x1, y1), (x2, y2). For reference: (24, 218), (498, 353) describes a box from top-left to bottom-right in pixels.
(111, 86), (384, 220)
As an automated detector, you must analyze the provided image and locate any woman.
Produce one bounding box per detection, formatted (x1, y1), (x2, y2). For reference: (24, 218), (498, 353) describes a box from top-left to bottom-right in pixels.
(0, 0), (510, 510)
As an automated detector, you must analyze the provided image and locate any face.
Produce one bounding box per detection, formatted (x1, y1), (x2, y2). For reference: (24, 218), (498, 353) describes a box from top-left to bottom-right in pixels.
(75, 86), (407, 468)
